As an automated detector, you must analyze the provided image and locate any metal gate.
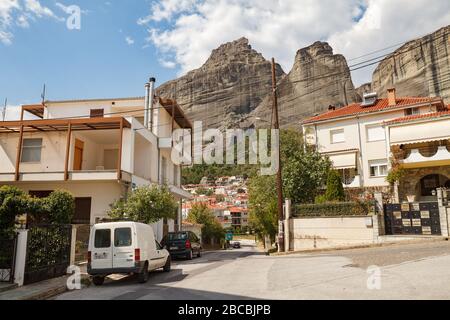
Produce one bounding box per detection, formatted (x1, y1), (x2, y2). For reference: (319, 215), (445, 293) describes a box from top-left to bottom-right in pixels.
(384, 202), (441, 236)
(24, 225), (72, 285)
(0, 234), (17, 283)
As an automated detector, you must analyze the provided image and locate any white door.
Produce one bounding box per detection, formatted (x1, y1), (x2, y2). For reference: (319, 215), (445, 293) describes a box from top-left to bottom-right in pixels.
(91, 228), (113, 270)
(113, 227), (135, 269)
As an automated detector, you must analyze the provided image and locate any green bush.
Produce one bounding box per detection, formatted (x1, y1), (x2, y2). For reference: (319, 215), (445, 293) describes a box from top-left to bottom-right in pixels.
(43, 190), (75, 224)
(324, 170), (345, 202)
(0, 186), (30, 235)
(293, 201), (375, 217)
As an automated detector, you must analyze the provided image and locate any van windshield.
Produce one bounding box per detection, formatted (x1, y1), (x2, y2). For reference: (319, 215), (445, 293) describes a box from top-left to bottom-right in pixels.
(166, 233), (188, 241)
(95, 229), (111, 248)
(114, 228), (132, 247)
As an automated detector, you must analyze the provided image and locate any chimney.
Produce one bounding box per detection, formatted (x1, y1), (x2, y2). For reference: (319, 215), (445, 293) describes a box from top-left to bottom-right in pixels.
(387, 88), (397, 106)
(328, 105), (336, 111)
(148, 77), (156, 131)
(144, 82), (151, 129)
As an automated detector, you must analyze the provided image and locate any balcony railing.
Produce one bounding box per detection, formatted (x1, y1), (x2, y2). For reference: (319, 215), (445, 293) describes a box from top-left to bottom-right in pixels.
(402, 146), (450, 166)
(342, 175), (361, 188)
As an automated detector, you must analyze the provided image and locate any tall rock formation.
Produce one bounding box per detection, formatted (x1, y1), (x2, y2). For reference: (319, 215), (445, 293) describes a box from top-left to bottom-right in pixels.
(372, 26), (450, 102)
(156, 38), (285, 129)
(247, 41), (359, 128)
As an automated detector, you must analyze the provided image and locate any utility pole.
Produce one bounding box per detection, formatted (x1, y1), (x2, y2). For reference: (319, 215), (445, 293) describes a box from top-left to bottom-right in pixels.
(2, 98), (6, 121)
(271, 58), (285, 253)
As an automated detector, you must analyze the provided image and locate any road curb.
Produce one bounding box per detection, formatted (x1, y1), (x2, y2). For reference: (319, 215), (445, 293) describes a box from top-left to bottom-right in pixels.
(20, 285), (68, 300)
(271, 237), (448, 256)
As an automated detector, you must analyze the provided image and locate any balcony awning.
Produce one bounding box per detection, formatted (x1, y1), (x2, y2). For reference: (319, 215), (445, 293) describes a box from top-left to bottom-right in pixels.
(0, 117), (131, 133)
(327, 152), (357, 169)
(390, 117), (450, 146)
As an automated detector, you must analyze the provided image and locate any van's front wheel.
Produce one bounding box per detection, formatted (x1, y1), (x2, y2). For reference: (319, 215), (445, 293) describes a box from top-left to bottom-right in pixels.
(92, 276), (105, 286)
(138, 263), (149, 283)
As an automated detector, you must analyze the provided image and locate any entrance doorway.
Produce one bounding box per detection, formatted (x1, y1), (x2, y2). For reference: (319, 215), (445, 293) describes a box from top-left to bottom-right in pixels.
(419, 174), (449, 197)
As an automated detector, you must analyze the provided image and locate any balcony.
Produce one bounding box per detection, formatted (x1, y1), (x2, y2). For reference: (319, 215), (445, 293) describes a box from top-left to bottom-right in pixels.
(401, 145), (450, 168)
(343, 175), (362, 188)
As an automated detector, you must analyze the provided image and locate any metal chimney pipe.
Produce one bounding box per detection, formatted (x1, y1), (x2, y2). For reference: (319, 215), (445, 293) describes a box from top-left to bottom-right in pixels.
(144, 82), (151, 129)
(148, 77), (156, 131)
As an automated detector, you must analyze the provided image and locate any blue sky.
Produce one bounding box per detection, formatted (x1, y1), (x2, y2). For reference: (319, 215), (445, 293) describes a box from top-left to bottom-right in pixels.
(1, 0), (449, 112)
(1, 0), (178, 106)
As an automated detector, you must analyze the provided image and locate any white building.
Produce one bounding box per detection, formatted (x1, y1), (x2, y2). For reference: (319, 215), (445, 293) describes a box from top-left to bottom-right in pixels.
(0, 81), (192, 241)
(302, 88), (450, 202)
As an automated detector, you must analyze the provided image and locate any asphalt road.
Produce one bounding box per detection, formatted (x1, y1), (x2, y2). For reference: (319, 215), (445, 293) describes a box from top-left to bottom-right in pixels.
(57, 240), (450, 300)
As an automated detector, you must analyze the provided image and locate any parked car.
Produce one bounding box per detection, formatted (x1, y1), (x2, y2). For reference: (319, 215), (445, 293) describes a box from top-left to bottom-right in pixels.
(233, 242), (241, 249)
(162, 231), (202, 260)
(87, 222), (171, 286)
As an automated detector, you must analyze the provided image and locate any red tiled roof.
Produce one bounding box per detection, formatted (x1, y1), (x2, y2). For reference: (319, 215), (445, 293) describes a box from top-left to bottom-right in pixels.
(303, 97), (443, 124)
(385, 109), (450, 125)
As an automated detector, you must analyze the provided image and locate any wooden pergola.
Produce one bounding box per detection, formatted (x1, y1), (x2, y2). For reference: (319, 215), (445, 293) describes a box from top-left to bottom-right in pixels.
(0, 117), (131, 182)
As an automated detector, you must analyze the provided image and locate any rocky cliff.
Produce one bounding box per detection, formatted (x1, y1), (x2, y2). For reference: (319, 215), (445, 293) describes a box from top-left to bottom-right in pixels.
(156, 38), (285, 129)
(246, 41), (359, 128)
(372, 26), (450, 102)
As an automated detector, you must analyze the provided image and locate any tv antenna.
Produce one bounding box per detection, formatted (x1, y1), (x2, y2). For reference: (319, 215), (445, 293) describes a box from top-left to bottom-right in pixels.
(41, 84), (46, 105)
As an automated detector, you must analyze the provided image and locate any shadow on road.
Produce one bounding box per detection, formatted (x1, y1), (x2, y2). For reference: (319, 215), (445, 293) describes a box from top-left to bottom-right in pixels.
(112, 284), (260, 300)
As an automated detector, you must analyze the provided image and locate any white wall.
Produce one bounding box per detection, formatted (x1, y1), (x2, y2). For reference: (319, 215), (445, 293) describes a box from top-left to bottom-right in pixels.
(291, 216), (376, 251)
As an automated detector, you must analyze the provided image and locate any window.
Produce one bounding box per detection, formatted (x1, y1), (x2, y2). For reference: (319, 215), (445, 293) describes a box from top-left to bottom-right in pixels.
(90, 109), (104, 118)
(114, 228), (132, 247)
(367, 125), (385, 142)
(369, 160), (388, 177)
(405, 108), (420, 116)
(330, 129), (345, 144)
(94, 229), (111, 248)
(155, 241), (162, 250)
(21, 138), (43, 163)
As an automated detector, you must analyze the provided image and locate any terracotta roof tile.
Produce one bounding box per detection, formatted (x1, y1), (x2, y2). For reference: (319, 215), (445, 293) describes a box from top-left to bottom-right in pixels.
(303, 97), (442, 124)
(385, 108), (450, 125)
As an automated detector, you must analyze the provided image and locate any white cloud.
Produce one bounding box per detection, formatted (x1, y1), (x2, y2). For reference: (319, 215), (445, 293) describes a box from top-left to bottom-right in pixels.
(0, 0), (61, 45)
(140, 0), (450, 85)
(125, 36), (135, 45)
(158, 58), (176, 69)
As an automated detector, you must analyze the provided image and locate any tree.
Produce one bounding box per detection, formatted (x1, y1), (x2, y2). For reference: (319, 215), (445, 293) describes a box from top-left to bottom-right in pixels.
(324, 170), (346, 202)
(248, 175), (278, 241)
(281, 130), (331, 204)
(187, 203), (225, 243)
(108, 185), (178, 224)
(43, 190), (75, 224)
(0, 186), (29, 235)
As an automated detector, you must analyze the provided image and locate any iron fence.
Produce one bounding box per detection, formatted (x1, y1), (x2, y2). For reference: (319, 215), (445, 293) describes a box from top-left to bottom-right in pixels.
(292, 201), (376, 218)
(0, 234), (17, 283)
(24, 224), (72, 285)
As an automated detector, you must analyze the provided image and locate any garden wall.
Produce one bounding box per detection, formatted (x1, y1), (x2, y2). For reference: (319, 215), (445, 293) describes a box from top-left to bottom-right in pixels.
(289, 216), (378, 251)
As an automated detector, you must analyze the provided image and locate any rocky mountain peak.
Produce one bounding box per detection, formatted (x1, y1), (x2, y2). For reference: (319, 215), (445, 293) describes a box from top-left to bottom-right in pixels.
(201, 37), (266, 70)
(296, 41), (334, 59)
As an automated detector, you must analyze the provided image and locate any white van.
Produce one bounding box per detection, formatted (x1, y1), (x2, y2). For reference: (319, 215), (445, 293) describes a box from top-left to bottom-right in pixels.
(87, 222), (171, 285)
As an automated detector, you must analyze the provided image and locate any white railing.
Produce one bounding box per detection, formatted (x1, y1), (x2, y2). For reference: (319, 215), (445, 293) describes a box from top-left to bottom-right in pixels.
(403, 146), (450, 165)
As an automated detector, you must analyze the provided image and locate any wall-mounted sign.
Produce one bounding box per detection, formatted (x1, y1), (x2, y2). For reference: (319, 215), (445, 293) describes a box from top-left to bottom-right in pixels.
(422, 227), (432, 235)
(401, 204), (410, 212)
(394, 212), (402, 220)
(412, 203), (420, 211)
(412, 219), (422, 227)
(421, 211), (430, 219)
(402, 219), (412, 227)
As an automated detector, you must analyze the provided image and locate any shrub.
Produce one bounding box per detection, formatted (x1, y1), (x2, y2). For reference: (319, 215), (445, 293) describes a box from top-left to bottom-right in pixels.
(324, 170), (346, 202)
(0, 186), (30, 235)
(43, 190), (75, 224)
(293, 201), (375, 217)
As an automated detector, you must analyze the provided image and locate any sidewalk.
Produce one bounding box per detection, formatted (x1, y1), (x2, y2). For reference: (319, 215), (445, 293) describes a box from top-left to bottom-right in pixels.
(0, 276), (69, 300)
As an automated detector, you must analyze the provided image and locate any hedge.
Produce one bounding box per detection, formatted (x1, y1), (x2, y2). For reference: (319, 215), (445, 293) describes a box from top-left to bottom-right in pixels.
(292, 201), (375, 218)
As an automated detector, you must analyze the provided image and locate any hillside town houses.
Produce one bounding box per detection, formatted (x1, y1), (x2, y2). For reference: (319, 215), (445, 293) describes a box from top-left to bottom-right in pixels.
(0, 80), (192, 241)
(182, 176), (250, 232)
(302, 88), (450, 203)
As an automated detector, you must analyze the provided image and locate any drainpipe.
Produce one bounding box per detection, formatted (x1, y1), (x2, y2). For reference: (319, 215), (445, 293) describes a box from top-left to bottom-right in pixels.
(356, 116), (364, 186)
(144, 82), (150, 129)
(149, 77), (156, 132)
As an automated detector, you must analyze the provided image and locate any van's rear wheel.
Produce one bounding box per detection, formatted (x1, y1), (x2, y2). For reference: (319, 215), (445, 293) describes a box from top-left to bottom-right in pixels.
(138, 263), (149, 283)
(163, 257), (171, 272)
(92, 276), (105, 286)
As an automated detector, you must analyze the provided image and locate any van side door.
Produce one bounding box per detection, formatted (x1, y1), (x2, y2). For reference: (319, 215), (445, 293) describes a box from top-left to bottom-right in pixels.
(91, 228), (113, 270)
(113, 227), (135, 269)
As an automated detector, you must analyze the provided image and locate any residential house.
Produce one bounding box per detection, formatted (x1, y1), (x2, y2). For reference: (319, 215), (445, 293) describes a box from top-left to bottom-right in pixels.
(302, 88), (450, 202)
(0, 84), (192, 241)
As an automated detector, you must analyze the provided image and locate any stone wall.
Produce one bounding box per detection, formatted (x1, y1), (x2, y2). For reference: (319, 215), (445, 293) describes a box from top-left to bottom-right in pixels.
(399, 166), (450, 201)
